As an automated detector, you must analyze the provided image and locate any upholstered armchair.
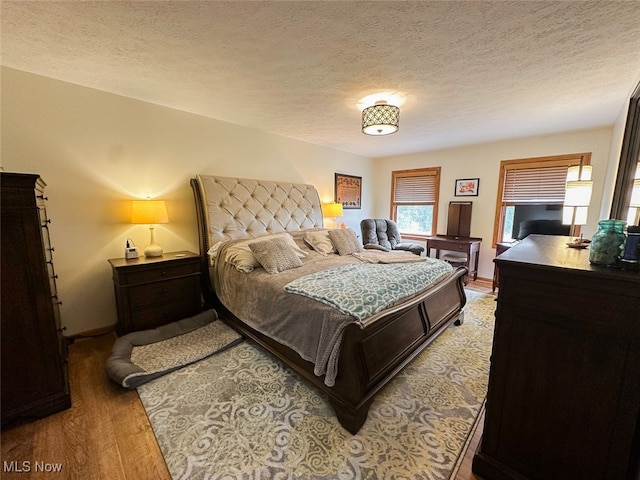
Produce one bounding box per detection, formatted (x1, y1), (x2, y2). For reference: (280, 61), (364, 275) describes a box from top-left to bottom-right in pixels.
(360, 219), (425, 256)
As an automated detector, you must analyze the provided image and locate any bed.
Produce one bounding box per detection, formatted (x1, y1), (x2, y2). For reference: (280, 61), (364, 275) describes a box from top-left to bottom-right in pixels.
(191, 174), (467, 434)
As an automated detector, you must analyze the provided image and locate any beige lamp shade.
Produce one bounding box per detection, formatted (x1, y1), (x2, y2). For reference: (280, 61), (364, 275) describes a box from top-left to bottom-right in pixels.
(564, 180), (593, 207)
(131, 200), (169, 224)
(321, 202), (344, 218)
(563, 165), (593, 233)
(563, 206), (589, 226)
(565, 164), (592, 182)
(131, 200), (169, 257)
(563, 181), (592, 227)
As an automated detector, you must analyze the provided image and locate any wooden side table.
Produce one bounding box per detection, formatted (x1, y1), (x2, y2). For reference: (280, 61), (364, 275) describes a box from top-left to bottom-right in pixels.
(425, 235), (482, 284)
(108, 251), (202, 335)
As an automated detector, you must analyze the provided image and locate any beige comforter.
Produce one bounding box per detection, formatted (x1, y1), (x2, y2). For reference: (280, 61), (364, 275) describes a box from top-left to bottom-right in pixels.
(211, 230), (448, 386)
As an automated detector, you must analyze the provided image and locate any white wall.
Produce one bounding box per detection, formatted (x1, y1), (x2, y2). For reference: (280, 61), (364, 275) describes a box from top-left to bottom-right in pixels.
(0, 65), (625, 335)
(1, 67), (374, 335)
(373, 128), (614, 280)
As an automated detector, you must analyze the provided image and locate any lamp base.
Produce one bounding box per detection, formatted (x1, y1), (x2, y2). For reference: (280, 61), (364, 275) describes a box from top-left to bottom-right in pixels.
(144, 243), (164, 257)
(144, 226), (163, 257)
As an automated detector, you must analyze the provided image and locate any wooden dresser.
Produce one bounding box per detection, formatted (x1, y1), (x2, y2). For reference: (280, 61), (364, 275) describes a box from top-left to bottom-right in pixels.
(108, 251), (202, 335)
(473, 235), (640, 480)
(1, 173), (71, 427)
(492, 241), (516, 291)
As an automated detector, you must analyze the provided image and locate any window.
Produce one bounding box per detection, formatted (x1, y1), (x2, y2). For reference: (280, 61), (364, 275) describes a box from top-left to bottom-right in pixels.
(493, 153), (591, 244)
(391, 167), (440, 237)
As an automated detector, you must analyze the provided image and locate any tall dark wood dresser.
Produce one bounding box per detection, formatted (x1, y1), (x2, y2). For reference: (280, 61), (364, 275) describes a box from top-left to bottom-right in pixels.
(1, 173), (71, 427)
(473, 234), (640, 480)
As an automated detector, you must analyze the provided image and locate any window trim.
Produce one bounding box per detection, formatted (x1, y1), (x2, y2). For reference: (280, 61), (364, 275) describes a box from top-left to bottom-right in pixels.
(390, 167), (441, 239)
(492, 153), (591, 246)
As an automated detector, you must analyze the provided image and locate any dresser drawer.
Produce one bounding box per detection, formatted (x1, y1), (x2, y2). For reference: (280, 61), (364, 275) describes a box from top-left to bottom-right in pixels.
(129, 276), (197, 308)
(122, 262), (199, 285)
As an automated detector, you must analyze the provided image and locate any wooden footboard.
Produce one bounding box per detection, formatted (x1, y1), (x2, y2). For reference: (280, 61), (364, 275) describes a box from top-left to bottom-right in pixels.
(330, 267), (466, 432)
(212, 267), (466, 434)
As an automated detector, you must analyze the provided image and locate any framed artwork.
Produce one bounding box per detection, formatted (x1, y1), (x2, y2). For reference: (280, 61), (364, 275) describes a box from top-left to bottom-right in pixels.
(335, 173), (362, 209)
(455, 178), (480, 197)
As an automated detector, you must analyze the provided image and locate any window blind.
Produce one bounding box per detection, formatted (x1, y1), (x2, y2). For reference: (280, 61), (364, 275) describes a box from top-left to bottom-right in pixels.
(393, 173), (437, 204)
(502, 165), (568, 204)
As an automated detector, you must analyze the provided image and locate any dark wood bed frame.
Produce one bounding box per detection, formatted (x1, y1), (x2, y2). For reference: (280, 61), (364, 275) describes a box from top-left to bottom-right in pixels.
(191, 177), (467, 434)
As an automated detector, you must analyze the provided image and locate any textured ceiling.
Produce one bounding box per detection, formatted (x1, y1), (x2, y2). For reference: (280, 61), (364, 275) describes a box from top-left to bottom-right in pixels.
(2, 1), (640, 158)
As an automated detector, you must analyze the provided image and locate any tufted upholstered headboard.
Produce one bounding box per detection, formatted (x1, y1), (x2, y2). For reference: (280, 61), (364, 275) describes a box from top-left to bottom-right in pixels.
(192, 174), (324, 251)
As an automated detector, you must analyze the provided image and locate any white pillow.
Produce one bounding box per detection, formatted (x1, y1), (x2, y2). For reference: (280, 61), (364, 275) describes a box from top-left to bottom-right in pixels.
(225, 233), (307, 272)
(303, 230), (336, 256)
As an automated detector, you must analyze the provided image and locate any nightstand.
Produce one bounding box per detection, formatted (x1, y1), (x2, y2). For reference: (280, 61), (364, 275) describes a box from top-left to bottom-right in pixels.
(108, 251), (202, 335)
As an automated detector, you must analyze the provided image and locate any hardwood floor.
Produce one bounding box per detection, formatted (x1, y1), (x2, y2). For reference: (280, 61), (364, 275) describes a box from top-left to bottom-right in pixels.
(1, 334), (170, 480)
(0, 279), (492, 479)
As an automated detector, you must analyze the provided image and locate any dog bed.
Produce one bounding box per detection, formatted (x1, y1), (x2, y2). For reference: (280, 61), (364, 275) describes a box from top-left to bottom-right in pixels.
(106, 309), (243, 388)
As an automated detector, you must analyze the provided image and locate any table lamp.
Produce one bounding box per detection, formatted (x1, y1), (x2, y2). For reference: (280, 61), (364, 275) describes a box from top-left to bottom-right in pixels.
(321, 202), (343, 228)
(131, 200), (169, 257)
(562, 164), (593, 243)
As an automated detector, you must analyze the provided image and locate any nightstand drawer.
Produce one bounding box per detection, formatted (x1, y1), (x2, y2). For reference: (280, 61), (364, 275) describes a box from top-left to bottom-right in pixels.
(124, 262), (199, 285)
(108, 251), (202, 335)
(130, 297), (201, 331)
(129, 276), (196, 308)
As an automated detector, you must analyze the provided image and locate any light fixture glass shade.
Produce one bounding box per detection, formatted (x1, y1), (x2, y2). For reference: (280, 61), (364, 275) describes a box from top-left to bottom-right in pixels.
(131, 200), (169, 257)
(321, 202), (343, 218)
(362, 103), (399, 135)
(564, 180), (593, 207)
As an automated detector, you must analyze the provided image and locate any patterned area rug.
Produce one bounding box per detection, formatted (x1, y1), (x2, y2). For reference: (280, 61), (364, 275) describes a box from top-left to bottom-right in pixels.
(138, 290), (496, 480)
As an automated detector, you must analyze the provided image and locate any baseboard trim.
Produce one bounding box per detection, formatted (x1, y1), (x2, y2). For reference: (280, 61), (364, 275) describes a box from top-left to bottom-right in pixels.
(71, 324), (115, 340)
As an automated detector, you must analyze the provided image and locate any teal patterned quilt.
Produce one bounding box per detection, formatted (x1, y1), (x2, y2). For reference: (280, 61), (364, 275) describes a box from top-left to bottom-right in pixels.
(284, 258), (453, 321)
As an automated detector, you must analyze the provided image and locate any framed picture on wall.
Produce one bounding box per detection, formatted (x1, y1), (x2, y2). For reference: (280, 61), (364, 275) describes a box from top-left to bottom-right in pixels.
(455, 178), (480, 197)
(335, 173), (362, 209)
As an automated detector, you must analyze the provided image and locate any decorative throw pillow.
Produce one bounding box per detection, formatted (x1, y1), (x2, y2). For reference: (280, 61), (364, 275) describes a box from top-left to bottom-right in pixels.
(328, 228), (363, 255)
(304, 230), (336, 256)
(225, 233), (307, 272)
(248, 237), (303, 274)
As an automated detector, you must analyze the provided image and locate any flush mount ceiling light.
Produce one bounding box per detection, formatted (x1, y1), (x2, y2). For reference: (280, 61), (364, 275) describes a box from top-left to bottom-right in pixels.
(362, 100), (400, 136)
